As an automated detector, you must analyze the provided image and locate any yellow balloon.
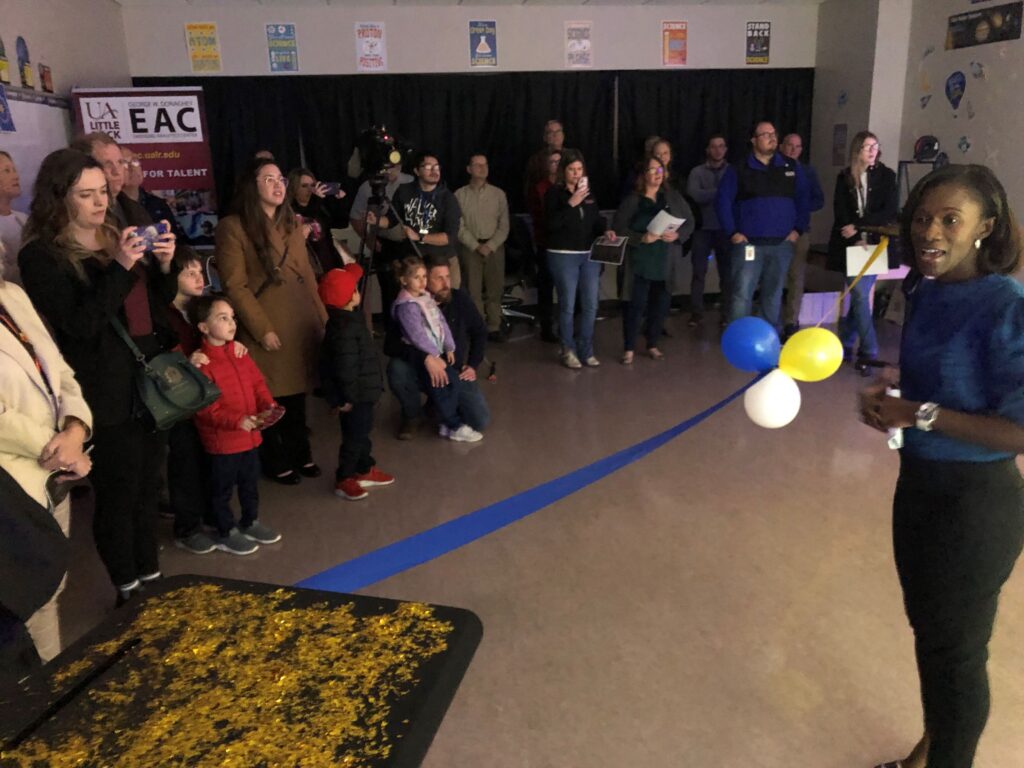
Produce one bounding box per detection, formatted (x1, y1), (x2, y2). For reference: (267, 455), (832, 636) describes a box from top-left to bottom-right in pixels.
(778, 327), (844, 382)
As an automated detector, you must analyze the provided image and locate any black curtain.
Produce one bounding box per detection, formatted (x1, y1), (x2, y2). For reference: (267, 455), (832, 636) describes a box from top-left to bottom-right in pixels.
(616, 68), (815, 190)
(135, 68), (812, 215)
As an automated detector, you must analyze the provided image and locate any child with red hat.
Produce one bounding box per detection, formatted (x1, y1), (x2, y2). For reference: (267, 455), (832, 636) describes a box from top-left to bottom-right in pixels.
(318, 265), (394, 500)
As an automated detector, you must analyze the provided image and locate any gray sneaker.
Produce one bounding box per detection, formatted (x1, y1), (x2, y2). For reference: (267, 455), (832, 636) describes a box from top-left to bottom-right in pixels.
(174, 531), (217, 555)
(240, 521), (282, 544)
(214, 528), (259, 556)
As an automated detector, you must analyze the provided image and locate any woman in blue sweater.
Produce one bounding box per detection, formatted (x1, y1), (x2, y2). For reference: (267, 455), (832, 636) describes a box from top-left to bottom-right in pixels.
(860, 164), (1024, 768)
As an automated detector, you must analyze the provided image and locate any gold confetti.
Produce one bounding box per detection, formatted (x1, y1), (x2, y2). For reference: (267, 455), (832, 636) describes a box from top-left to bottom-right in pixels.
(2, 585), (452, 767)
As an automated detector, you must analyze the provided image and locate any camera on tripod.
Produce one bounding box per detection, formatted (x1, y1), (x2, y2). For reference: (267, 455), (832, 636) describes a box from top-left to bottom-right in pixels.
(356, 125), (410, 196)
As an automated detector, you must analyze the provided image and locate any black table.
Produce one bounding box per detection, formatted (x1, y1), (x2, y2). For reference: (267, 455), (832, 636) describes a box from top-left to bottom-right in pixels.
(0, 576), (482, 767)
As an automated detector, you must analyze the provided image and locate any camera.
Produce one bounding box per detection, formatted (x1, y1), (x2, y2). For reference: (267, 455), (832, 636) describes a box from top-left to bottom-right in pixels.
(133, 221), (170, 251)
(356, 125), (408, 178)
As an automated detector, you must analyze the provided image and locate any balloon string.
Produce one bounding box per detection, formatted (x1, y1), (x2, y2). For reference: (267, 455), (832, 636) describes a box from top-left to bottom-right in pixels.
(815, 237), (889, 328)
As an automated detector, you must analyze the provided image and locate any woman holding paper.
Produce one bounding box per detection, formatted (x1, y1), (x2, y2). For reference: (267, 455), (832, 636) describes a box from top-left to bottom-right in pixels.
(613, 156), (693, 364)
(827, 131), (898, 374)
(858, 163), (1024, 768)
(544, 149), (617, 369)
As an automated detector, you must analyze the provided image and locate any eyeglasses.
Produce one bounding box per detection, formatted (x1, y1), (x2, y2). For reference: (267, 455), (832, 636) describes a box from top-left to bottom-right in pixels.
(645, 167), (665, 175)
(103, 159), (130, 172)
(863, 142), (881, 151)
(258, 175), (288, 187)
(419, 164), (440, 172)
(755, 131), (777, 139)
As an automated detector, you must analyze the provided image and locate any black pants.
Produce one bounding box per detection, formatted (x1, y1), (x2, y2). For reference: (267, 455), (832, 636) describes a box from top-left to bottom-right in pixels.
(0, 604), (41, 689)
(90, 418), (165, 588)
(258, 393), (312, 477)
(535, 248), (555, 334)
(622, 275), (671, 352)
(167, 419), (210, 539)
(893, 455), (1024, 768)
(209, 449), (261, 535)
(337, 402), (377, 481)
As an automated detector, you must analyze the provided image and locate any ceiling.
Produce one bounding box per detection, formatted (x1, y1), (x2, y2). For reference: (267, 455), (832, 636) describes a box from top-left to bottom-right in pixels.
(112, 0), (827, 7)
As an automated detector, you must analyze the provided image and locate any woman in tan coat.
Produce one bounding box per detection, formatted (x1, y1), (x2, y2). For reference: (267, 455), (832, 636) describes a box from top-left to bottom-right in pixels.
(215, 159), (327, 484)
(1, 243), (93, 666)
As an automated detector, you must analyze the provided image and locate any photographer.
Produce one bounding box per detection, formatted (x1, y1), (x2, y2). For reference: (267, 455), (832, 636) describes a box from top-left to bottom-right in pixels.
(383, 152), (463, 289)
(350, 162), (413, 322)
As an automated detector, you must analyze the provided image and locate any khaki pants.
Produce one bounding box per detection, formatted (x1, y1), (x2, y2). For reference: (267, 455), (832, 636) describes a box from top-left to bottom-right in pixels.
(459, 245), (504, 332)
(25, 498), (70, 662)
(783, 231), (811, 328)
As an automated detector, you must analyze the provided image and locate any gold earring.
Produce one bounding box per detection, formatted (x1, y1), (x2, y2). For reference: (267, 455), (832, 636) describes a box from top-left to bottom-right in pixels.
(974, 238), (982, 250)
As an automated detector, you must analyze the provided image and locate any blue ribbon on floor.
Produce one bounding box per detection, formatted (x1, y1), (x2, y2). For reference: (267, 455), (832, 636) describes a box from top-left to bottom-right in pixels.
(297, 374), (763, 593)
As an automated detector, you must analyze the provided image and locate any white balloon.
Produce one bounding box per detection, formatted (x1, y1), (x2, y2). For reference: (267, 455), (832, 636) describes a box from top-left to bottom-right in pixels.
(743, 369), (801, 429)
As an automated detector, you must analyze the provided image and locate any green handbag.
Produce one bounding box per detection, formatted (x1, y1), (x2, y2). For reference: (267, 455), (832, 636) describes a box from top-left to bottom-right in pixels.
(110, 318), (221, 431)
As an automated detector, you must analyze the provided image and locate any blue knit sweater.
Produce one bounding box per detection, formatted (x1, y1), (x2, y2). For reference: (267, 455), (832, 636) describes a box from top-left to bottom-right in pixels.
(901, 273), (1024, 462)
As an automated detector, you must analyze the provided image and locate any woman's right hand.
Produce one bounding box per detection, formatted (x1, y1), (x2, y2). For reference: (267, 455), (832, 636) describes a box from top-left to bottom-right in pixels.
(568, 185), (589, 207)
(840, 224), (858, 239)
(261, 331), (282, 351)
(115, 227), (147, 270)
(642, 232), (660, 244)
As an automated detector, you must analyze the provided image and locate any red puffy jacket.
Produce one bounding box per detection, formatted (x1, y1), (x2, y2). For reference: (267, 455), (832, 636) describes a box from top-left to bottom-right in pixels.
(194, 340), (276, 455)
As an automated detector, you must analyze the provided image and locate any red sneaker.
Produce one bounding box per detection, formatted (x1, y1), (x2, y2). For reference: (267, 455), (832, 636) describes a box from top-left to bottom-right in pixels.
(334, 478), (368, 500)
(354, 467), (396, 488)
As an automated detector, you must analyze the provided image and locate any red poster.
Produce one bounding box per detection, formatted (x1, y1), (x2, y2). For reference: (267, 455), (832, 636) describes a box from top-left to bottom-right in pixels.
(71, 87), (218, 245)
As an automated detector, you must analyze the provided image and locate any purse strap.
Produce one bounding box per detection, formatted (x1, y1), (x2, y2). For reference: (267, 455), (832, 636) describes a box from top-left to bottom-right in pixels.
(109, 316), (152, 369)
(254, 244), (290, 298)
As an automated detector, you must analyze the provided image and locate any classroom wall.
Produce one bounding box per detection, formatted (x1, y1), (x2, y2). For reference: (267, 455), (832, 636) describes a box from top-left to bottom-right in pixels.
(899, 0), (1023, 211)
(120, 4), (818, 76)
(0, 0), (131, 94)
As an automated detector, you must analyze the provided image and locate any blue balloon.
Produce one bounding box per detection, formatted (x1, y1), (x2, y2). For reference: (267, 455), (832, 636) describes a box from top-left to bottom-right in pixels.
(721, 317), (781, 372)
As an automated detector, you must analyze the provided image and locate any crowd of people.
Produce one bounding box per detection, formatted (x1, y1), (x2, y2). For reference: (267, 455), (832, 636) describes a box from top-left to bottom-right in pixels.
(2, 118), (1023, 768)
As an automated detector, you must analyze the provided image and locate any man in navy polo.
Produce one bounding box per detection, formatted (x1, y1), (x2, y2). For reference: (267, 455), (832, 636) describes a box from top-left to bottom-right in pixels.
(715, 120), (810, 330)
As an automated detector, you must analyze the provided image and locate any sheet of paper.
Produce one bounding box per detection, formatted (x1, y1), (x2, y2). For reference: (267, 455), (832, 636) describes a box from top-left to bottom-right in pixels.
(647, 210), (686, 236)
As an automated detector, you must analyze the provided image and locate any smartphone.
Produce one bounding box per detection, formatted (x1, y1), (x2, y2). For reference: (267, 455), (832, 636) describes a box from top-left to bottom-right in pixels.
(321, 182), (342, 196)
(132, 221), (170, 251)
(579, 176), (589, 190)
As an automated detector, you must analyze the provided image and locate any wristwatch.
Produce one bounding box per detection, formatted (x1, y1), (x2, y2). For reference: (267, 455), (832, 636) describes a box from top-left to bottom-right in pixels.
(915, 402), (941, 431)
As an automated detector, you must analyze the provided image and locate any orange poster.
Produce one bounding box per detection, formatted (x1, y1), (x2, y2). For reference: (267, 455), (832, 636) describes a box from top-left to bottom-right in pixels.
(662, 21), (687, 67)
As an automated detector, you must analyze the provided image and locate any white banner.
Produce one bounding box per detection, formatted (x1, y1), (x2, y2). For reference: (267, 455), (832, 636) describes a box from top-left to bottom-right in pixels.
(76, 93), (204, 144)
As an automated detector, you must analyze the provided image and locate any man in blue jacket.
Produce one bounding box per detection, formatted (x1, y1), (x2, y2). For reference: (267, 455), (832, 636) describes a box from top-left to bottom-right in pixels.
(715, 121), (810, 330)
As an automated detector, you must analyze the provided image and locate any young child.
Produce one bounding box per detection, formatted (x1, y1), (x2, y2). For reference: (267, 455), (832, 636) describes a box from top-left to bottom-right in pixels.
(318, 265), (395, 500)
(188, 295), (282, 554)
(391, 256), (483, 443)
(164, 253), (217, 554)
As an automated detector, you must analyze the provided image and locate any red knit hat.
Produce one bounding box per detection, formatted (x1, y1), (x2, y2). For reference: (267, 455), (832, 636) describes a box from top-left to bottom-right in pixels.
(318, 264), (364, 308)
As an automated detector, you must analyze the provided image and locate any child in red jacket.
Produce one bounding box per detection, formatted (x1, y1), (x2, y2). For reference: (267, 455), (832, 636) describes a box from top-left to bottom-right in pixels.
(189, 295), (283, 555)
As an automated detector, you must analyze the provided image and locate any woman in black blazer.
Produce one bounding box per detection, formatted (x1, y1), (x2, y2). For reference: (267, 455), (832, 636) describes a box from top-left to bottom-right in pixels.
(19, 149), (179, 606)
(827, 131), (899, 373)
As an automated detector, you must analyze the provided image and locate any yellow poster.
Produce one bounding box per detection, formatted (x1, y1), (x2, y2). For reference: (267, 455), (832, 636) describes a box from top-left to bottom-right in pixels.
(185, 23), (222, 74)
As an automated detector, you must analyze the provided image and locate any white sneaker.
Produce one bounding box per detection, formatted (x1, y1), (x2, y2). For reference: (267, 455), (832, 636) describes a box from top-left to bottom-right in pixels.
(584, 356), (601, 367)
(561, 350), (582, 369)
(448, 424), (484, 443)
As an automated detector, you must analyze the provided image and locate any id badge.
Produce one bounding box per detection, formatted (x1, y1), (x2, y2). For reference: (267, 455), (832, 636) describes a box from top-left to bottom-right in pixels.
(744, 245), (756, 262)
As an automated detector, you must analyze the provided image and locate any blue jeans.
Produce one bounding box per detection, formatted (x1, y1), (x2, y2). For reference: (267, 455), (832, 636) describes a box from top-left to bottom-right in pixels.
(839, 274), (879, 358)
(689, 229), (731, 315)
(622, 275), (670, 351)
(727, 240), (795, 330)
(547, 251), (601, 359)
(386, 357), (491, 431)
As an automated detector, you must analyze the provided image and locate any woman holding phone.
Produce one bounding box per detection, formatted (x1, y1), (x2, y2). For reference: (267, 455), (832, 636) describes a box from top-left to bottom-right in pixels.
(215, 158), (327, 485)
(19, 148), (179, 606)
(544, 149), (617, 369)
(286, 167), (347, 275)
